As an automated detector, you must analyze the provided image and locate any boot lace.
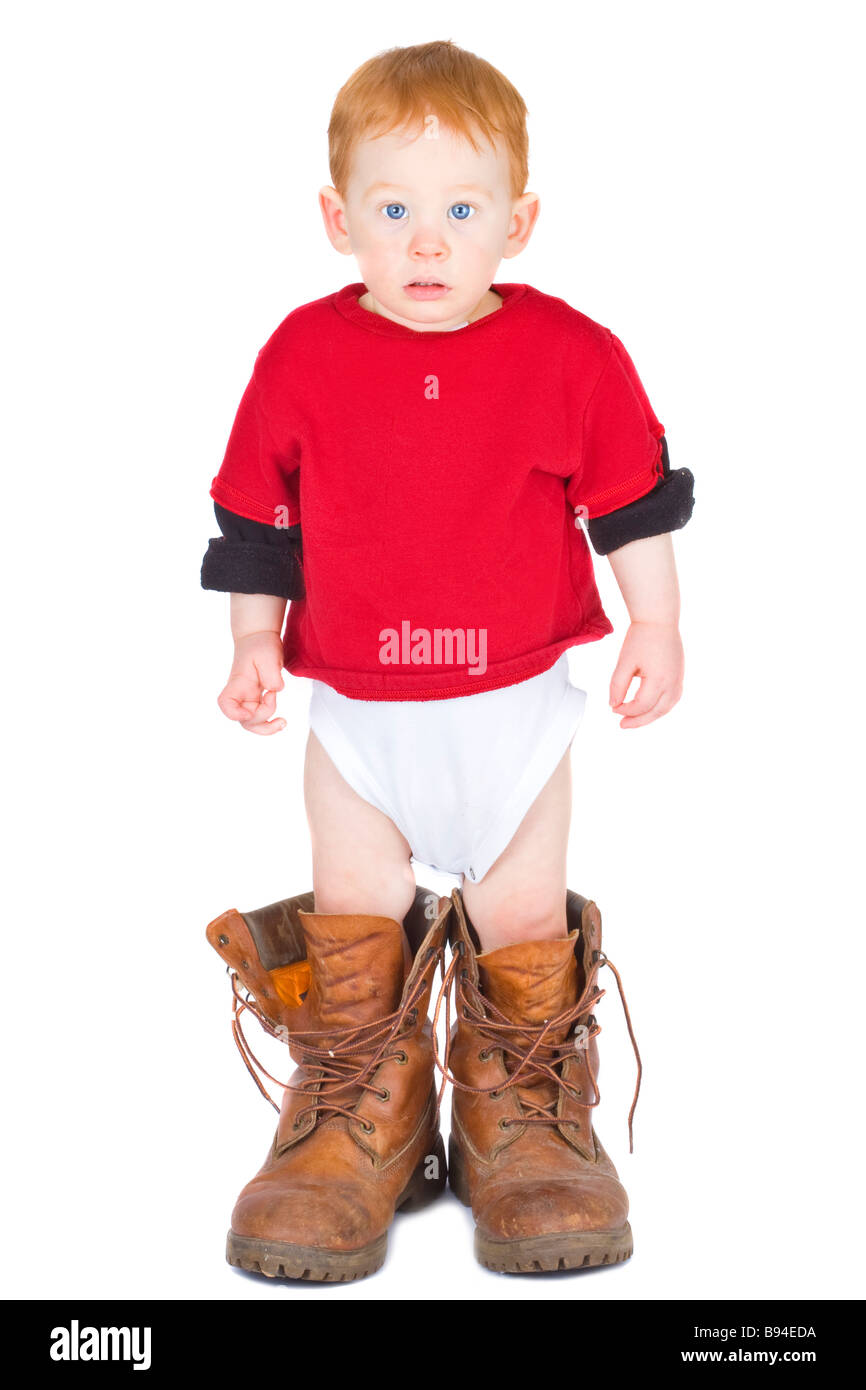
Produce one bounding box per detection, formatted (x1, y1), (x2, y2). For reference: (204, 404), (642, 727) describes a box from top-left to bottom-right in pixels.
(223, 943), (447, 1132)
(431, 940), (643, 1152)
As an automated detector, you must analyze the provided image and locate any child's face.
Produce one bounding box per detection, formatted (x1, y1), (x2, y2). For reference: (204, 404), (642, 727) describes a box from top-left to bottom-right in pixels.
(320, 123), (538, 330)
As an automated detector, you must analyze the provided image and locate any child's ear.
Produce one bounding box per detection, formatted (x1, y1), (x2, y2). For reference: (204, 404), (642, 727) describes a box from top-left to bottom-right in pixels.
(318, 185), (353, 254)
(502, 190), (541, 258)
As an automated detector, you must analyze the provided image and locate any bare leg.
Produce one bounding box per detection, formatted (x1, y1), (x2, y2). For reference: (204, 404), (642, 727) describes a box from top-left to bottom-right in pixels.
(303, 727), (417, 925)
(460, 745), (573, 952)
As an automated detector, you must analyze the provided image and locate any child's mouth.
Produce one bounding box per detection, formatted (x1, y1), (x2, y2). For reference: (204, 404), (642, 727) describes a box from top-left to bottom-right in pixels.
(404, 280), (451, 301)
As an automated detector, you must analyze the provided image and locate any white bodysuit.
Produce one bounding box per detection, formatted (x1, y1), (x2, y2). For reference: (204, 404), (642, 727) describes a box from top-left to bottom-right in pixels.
(307, 315), (586, 886)
(308, 653), (587, 886)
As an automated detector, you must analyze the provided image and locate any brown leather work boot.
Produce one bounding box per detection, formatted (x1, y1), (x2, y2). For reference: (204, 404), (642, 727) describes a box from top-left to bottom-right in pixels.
(433, 886), (642, 1274)
(206, 885), (452, 1281)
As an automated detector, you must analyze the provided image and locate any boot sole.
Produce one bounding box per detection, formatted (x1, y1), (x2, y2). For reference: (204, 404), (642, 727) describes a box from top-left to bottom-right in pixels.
(448, 1133), (634, 1274)
(475, 1223), (634, 1273)
(226, 1130), (447, 1282)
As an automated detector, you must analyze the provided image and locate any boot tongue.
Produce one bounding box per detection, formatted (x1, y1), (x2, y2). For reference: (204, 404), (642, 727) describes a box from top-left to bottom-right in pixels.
(477, 934), (579, 1110)
(297, 911), (407, 1034)
(294, 911), (409, 1129)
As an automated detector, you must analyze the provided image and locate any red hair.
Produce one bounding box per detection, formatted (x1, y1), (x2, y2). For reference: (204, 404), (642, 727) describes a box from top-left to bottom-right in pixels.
(327, 40), (529, 201)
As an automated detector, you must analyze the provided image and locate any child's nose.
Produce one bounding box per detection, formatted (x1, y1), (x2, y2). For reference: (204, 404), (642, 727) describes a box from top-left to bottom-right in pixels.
(408, 228), (449, 257)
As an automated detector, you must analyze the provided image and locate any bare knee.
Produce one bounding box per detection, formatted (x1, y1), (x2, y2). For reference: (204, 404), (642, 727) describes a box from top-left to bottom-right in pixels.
(462, 878), (569, 951)
(313, 858), (417, 926)
(304, 727), (417, 922)
(462, 750), (571, 950)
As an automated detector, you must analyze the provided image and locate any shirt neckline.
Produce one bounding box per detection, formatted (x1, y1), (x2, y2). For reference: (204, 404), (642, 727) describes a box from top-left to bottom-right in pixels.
(332, 281), (529, 339)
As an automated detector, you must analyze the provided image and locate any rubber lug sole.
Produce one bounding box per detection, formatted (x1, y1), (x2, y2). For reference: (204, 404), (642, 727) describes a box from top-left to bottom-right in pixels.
(226, 1129), (447, 1282)
(226, 1230), (388, 1282)
(476, 1223), (633, 1273)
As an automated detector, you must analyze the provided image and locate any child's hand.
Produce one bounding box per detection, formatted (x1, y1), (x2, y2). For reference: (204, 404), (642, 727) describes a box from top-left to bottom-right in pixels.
(609, 621), (684, 729)
(217, 631), (287, 735)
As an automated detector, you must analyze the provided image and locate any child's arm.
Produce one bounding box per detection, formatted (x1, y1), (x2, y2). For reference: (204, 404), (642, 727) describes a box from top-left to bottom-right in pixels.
(605, 532), (683, 729)
(203, 503), (302, 736)
(217, 594), (288, 736)
(563, 331), (693, 730)
(202, 346), (304, 735)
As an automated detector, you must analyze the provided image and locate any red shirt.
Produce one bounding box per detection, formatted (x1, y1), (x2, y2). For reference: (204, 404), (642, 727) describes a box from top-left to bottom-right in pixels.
(210, 281), (666, 701)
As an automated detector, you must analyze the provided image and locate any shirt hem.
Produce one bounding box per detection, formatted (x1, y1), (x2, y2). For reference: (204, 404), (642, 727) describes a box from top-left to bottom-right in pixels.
(283, 625), (612, 701)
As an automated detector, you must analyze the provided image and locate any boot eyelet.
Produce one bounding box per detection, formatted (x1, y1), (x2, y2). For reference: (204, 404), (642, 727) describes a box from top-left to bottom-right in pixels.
(490, 1088), (501, 1099)
(498, 1118), (510, 1130)
(392, 1050), (408, 1065)
(360, 1120), (375, 1134)
(378, 1088), (390, 1102)
(478, 1048), (490, 1061)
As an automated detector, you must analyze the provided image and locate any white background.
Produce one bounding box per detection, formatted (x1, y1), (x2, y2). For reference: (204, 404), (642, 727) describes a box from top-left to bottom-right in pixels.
(2, 0), (863, 1302)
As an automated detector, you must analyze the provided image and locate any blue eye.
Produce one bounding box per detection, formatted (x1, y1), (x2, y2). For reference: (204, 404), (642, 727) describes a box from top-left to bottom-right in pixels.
(379, 202), (475, 222)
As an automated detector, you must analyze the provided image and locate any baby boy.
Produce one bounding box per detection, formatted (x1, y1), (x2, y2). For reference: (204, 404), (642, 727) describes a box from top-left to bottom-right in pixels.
(201, 39), (694, 1282)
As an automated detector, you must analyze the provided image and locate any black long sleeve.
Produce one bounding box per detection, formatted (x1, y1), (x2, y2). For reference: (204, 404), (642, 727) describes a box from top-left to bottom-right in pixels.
(200, 502), (305, 599)
(585, 436), (695, 556)
(201, 436), (693, 594)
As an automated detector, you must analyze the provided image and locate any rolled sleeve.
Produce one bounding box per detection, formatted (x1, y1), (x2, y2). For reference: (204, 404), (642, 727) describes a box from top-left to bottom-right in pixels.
(201, 502), (305, 599)
(566, 332), (694, 555)
(585, 436), (695, 555)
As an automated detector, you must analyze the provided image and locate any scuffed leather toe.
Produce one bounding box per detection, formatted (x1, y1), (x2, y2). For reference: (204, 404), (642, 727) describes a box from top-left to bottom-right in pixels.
(231, 1177), (377, 1251)
(478, 1175), (629, 1242)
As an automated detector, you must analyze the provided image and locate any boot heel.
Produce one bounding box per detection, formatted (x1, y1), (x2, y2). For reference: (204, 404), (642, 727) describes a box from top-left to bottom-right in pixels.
(447, 1132), (472, 1207)
(397, 1130), (447, 1211)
